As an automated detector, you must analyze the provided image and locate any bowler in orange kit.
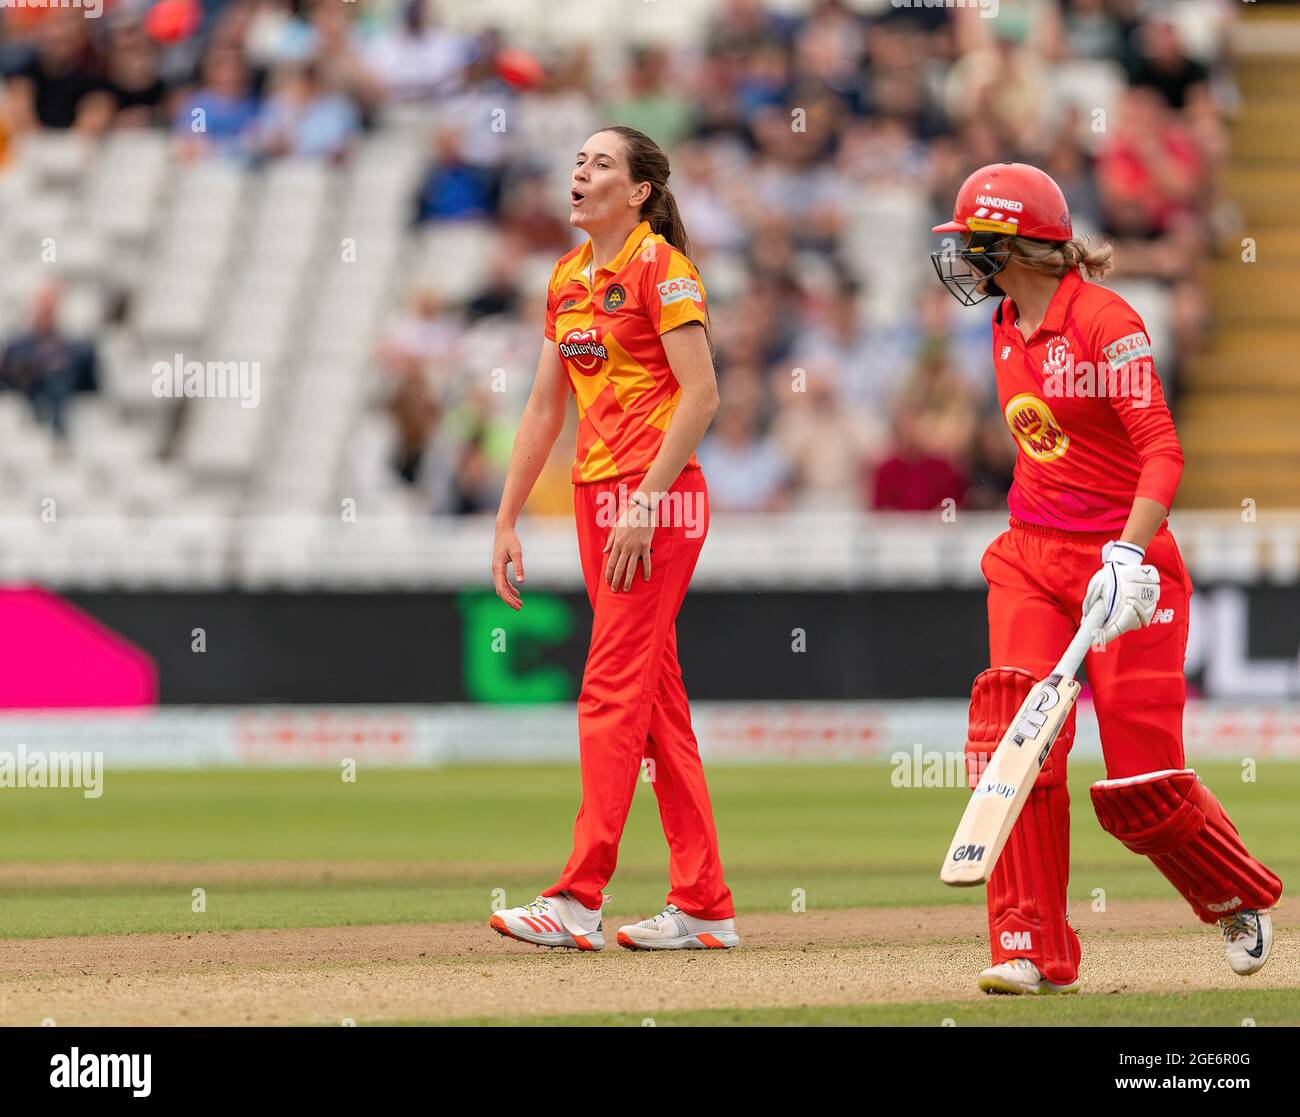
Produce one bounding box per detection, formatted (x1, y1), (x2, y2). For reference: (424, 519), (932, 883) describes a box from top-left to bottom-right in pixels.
(488, 126), (738, 952)
(932, 163), (1281, 994)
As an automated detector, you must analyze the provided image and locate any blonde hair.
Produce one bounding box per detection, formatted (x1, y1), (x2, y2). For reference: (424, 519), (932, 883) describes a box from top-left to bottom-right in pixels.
(1011, 235), (1113, 280)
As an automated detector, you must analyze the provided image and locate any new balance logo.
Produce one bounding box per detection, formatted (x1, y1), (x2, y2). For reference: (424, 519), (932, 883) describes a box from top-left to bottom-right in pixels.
(1000, 345), (1012, 359)
(1151, 608), (1175, 624)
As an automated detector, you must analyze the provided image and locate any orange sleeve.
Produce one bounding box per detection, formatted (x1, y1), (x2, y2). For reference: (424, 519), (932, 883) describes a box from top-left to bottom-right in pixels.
(1092, 302), (1184, 510)
(646, 248), (708, 336)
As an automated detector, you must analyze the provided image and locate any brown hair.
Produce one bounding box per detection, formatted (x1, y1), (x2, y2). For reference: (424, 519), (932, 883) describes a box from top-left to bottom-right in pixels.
(1011, 234), (1114, 280)
(603, 124), (691, 258)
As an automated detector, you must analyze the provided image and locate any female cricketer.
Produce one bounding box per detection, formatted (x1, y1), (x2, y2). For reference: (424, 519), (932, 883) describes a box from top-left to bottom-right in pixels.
(487, 127), (739, 952)
(932, 162), (1282, 994)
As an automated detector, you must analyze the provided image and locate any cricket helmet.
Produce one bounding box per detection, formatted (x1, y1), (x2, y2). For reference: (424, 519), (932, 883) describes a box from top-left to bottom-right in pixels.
(930, 163), (1072, 306)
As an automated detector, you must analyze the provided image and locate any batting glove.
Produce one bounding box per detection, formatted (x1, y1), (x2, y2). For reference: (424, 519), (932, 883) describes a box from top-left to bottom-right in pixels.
(1082, 540), (1161, 647)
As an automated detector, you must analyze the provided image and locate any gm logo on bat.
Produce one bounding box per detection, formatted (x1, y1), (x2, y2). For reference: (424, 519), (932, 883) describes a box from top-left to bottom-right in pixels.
(951, 844), (987, 863)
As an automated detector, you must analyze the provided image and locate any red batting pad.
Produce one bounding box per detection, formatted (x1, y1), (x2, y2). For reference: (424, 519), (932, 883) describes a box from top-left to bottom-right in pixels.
(967, 667), (1037, 745)
(964, 667), (1075, 788)
(966, 668), (1080, 983)
(1090, 769), (1282, 923)
(987, 782), (1081, 984)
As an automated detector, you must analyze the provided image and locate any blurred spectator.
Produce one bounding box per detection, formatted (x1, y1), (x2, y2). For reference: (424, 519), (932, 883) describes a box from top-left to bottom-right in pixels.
(1097, 85), (1203, 239)
(495, 170), (576, 257)
(105, 20), (168, 129)
(172, 45), (258, 159)
(601, 46), (694, 150)
(250, 60), (360, 161)
(697, 386), (790, 512)
(870, 351), (976, 512)
(414, 124), (500, 222)
(377, 288), (464, 383)
(364, 0), (472, 103)
(1126, 17), (1210, 111)
(1059, 0), (1130, 63)
(0, 284), (98, 438)
(771, 361), (882, 510)
(465, 255), (522, 325)
(5, 11), (114, 135)
(309, 1), (386, 121)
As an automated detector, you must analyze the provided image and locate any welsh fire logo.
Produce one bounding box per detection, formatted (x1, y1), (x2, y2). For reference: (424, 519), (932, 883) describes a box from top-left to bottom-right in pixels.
(558, 328), (609, 374)
(1003, 393), (1069, 462)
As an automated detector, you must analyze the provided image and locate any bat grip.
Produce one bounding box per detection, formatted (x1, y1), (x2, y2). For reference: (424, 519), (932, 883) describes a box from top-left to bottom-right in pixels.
(1053, 600), (1108, 681)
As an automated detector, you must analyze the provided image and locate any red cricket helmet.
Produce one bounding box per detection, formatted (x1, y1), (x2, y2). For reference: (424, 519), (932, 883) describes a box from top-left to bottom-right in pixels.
(930, 163), (1073, 306)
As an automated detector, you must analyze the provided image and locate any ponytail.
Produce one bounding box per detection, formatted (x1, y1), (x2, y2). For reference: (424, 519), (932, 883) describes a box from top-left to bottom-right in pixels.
(1012, 234), (1113, 280)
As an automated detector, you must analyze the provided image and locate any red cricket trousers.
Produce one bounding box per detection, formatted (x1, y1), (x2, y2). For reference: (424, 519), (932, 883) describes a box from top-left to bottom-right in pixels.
(544, 467), (734, 919)
(983, 518), (1193, 777)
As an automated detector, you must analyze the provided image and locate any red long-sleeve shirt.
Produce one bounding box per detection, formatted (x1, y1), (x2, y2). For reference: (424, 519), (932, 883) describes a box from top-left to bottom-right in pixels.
(991, 269), (1183, 532)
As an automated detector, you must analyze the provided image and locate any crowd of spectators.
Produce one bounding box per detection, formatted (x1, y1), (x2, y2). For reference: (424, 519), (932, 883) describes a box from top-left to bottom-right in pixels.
(0, 0), (1232, 515)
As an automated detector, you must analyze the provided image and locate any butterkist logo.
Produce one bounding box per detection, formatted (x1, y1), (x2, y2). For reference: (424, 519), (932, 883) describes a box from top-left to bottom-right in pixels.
(559, 328), (608, 373)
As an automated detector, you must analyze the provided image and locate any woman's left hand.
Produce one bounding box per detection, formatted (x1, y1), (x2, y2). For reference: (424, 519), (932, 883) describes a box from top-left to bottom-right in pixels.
(604, 497), (655, 592)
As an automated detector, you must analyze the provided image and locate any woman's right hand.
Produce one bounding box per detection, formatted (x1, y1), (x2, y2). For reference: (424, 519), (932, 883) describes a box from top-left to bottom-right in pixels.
(492, 522), (526, 610)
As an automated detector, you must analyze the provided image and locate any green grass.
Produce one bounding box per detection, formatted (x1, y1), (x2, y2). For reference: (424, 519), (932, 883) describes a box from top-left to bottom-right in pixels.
(398, 987), (1300, 1027)
(1, 762), (1296, 939)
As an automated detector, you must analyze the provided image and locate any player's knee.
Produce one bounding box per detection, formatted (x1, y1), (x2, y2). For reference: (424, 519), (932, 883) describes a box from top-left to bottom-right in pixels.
(963, 667), (1072, 790)
(1089, 767), (1203, 854)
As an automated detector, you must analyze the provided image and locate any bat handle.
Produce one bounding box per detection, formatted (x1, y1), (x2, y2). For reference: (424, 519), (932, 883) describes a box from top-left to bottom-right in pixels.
(1053, 600), (1109, 681)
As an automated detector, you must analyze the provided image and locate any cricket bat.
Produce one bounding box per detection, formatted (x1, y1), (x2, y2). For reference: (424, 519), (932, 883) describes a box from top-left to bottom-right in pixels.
(940, 600), (1108, 887)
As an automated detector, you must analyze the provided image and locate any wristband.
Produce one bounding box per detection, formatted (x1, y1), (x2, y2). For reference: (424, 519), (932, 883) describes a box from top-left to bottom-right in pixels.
(1102, 540), (1145, 566)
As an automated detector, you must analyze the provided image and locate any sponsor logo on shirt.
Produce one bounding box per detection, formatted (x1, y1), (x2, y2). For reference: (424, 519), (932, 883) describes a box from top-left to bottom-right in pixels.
(1004, 393), (1070, 462)
(1151, 608), (1175, 625)
(1041, 336), (1073, 378)
(657, 276), (702, 306)
(603, 284), (626, 313)
(559, 328), (609, 374)
(1102, 330), (1153, 368)
(1000, 345), (1012, 360)
(559, 298), (578, 311)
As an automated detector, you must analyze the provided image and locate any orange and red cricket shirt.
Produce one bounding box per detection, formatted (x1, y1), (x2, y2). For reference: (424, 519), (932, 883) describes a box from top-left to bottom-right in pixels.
(545, 220), (708, 484)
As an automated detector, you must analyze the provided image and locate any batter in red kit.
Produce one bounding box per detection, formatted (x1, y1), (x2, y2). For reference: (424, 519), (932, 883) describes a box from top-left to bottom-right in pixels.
(931, 163), (1282, 995)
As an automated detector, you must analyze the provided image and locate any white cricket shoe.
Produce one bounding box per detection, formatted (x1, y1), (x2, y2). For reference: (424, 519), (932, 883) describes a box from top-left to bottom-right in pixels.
(1219, 909), (1273, 976)
(616, 904), (740, 950)
(978, 958), (1080, 995)
(489, 893), (604, 951)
